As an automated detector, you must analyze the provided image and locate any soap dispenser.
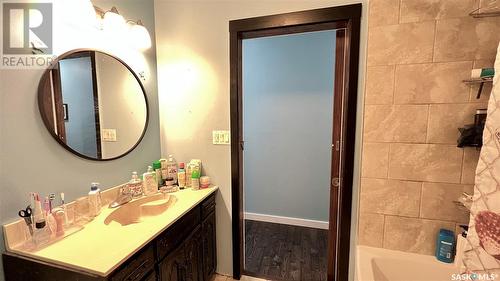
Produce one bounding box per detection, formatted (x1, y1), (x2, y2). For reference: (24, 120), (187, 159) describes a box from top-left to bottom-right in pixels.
(128, 171), (143, 198)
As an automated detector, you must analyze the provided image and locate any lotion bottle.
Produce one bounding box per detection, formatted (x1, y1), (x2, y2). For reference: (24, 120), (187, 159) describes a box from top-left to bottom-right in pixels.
(143, 166), (157, 196)
(88, 183), (102, 217)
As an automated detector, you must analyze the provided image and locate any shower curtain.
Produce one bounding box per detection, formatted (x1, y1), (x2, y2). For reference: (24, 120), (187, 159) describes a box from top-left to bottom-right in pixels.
(463, 42), (500, 276)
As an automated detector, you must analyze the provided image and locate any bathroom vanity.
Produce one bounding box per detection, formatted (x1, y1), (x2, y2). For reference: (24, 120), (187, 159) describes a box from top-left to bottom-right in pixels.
(2, 187), (218, 281)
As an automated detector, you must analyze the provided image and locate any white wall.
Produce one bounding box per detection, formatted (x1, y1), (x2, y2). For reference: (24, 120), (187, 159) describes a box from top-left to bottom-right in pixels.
(0, 1), (159, 280)
(243, 31), (336, 222)
(154, 0), (368, 277)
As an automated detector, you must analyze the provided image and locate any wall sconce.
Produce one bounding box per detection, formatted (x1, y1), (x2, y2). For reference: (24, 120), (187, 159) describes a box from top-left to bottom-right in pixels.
(94, 6), (152, 50)
(128, 20), (152, 50)
(102, 7), (126, 34)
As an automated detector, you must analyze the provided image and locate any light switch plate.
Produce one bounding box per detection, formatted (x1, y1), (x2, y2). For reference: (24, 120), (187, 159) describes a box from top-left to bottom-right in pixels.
(212, 130), (230, 145)
(102, 129), (117, 142)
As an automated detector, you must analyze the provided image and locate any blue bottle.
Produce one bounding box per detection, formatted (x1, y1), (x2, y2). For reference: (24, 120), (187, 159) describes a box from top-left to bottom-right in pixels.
(436, 229), (455, 263)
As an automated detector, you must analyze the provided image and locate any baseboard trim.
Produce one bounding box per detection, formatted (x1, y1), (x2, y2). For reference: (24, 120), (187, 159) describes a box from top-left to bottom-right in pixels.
(244, 212), (329, 229)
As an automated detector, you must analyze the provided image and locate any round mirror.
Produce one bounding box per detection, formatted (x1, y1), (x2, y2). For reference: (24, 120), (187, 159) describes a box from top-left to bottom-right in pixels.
(38, 50), (148, 161)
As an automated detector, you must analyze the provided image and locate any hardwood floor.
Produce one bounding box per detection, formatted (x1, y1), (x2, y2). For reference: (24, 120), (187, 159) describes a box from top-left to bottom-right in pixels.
(244, 220), (328, 281)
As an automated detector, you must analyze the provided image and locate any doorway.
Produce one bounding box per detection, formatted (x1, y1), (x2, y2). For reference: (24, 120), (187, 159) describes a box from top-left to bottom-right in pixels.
(230, 5), (361, 281)
(242, 30), (335, 281)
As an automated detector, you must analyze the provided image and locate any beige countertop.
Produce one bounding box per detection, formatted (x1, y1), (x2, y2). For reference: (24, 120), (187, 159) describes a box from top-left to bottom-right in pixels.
(5, 187), (218, 277)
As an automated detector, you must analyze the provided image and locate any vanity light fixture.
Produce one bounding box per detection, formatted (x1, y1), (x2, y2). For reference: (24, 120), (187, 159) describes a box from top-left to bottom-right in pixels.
(94, 6), (152, 50)
(128, 20), (152, 50)
(102, 7), (126, 33)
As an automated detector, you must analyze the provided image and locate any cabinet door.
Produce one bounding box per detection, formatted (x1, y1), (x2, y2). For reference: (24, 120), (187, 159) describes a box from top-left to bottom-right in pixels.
(159, 245), (185, 281)
(143, 271), (157, 281)
(202, 211), (216, 281)
(184, 226), (203, 281)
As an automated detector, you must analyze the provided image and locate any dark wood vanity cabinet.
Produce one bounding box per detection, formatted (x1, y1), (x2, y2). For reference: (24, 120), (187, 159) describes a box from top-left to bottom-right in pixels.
(2, 193), (217, 281)
(202, 212), (216, 281)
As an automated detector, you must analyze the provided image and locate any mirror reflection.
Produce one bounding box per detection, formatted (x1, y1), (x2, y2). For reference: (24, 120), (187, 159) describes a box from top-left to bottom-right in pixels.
(38, 50), (148, 160)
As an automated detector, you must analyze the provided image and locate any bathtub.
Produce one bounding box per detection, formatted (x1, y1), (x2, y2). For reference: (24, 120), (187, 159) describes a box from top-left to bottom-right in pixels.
(356, 238), (466, 281)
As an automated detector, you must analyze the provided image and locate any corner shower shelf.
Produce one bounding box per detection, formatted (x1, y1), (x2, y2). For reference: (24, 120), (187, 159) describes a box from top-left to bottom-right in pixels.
(469, 8), (500, 18)
(462, 77), (494, 84)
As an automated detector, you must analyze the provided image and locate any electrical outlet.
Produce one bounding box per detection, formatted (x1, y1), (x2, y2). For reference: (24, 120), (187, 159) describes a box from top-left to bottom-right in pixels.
(213, 130), (230, 145)
(102, 129), (117, 142)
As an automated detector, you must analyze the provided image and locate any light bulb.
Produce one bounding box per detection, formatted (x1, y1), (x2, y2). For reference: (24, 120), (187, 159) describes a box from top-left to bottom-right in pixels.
(103, 7), (126, 34)
(129, 21), (152, 50)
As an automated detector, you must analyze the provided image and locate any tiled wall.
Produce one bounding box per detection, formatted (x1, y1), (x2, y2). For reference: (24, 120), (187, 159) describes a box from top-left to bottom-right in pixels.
(358, 0), (500, 255)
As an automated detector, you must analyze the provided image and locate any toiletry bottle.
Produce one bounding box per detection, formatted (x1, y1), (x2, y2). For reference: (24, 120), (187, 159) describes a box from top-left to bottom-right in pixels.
(153, 160), (163, 187)
(166, 155), (178, 184)
(178, 162), (186, 189)
(33, 194), (46, 230)
(191, 170), (201, 190)
(160, 158), (168, 185)
(33, 194), (50, 246)
(186, 163), (193, 187)
(128, 171), (143, 198)
(88, 183), (102, 217)
(44, 197), (57, 235)
(60, 193), (69, 226)
(436, 229), (456, 263)
(143, 166), (157, 196)
(52, 208), (65, 237)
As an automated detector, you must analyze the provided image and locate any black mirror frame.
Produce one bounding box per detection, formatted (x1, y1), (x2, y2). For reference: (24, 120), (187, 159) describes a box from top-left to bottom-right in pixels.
(37, 48), (150, 161)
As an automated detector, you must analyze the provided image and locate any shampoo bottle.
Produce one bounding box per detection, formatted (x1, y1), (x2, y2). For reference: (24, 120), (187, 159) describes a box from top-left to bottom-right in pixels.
(436, 229), (455, 263)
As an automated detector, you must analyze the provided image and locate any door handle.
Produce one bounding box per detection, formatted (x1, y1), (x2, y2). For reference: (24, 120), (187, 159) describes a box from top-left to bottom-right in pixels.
(332, 178), (340, 187)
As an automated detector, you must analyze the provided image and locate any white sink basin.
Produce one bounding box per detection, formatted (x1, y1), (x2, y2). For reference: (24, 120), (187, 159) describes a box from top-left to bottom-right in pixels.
(104, 193), (176, 226)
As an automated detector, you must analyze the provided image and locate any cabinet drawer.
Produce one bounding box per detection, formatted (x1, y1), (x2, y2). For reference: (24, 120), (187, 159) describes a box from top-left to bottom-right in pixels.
(110, 245), (155, 281)
(201, 194), (216, 219)
(156, 207), (201, 261)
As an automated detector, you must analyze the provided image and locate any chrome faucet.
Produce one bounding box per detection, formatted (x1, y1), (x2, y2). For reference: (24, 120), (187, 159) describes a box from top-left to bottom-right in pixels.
(109, 185), (133, 208)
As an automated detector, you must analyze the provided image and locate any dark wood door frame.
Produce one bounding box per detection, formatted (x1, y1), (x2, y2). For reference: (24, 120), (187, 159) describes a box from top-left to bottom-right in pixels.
(229, 4), (361, 281)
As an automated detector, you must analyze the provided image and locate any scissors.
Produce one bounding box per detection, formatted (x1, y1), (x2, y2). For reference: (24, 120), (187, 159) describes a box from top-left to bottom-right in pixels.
(18, 206), (33, 235)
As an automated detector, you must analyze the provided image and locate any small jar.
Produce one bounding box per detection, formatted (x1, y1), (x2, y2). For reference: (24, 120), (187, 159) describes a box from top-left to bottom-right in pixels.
(200, 176), (211, 189)
(165, 177), (175, 186)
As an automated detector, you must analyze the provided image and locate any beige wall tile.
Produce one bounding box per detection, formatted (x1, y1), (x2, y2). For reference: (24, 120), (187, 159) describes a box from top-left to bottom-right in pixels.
(358, 213), (385, 247)
(389, 144), (463, 183)
(462, 148), (481, 184)
(368, 21), (435, 66)
(360, 178), (422, 217)
(369, 0), (400, 27)
(384, 216), (455, 254)
(362, 143), (390, 178)
(394, 62), (472, 104)
(400, 0), (478, 23)
(365, 66), (395, 105)
(364, 105), (429, 142)
(434, 17), (500, 62)
(427, 103), (487, 144)
(421, 183), (473, 223)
